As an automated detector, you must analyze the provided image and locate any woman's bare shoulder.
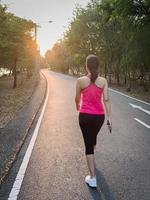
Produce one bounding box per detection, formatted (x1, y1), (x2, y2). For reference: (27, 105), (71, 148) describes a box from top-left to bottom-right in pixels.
(77, 76), (88, 82)
(98, 76), (106, 81)
(97, 76), (107, 83)
(95, 76), (107, 88)
(77, 76), (90, 88)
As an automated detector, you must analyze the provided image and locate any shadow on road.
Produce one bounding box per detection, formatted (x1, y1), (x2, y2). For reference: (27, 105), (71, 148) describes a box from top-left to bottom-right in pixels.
(87, 186), (102, 200)
(87, 169), (116, 200)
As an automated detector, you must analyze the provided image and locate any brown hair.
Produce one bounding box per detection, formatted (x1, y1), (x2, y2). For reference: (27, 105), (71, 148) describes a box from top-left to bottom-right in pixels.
(86, 55), (99, 83)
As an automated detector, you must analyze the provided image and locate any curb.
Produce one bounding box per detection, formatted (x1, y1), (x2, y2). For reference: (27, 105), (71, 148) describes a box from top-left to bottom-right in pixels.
(0, 72), (48, 185)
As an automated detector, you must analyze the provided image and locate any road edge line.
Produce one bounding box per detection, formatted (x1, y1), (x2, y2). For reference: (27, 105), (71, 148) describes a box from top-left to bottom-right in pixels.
(109, 88), (150, 106)
(0, 72), (47, 185)
(8, 73), (49, 200)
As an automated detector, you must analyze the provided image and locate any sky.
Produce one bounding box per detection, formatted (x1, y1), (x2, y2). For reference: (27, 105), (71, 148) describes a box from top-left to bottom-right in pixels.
(2, 0), (89, 56)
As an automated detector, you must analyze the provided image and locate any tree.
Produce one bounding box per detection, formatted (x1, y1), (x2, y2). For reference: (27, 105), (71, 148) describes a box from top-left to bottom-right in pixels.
(0, 3), (36, 87)
(45, 0), (150, 91)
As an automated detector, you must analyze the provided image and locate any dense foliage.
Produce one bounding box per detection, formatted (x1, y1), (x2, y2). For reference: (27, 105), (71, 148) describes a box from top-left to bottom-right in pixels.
(0, 3), (37, 87)
(45, 0), (150, 90)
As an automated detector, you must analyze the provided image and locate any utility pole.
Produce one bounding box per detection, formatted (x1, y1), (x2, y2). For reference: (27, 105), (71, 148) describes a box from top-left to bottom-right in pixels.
(34, 21), (53, 82)
(34, 23), (40, 81)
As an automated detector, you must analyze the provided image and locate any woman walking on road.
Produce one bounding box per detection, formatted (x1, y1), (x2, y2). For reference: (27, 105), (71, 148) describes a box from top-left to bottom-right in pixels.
(75, 55), (112, 188)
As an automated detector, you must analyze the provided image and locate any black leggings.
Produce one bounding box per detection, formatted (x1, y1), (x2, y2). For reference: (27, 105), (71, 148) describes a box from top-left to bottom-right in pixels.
(79, 113), (105, 155)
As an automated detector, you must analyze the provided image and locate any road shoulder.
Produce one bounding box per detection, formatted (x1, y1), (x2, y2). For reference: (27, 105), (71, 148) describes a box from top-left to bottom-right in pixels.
(0, 72), (47, 185)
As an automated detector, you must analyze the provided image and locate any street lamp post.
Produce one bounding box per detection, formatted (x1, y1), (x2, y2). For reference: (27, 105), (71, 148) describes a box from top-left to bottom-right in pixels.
(34, 20), (53, 81)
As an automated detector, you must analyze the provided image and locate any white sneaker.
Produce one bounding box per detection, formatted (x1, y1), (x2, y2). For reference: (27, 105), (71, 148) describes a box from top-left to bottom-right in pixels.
(85, 175), (97, 188)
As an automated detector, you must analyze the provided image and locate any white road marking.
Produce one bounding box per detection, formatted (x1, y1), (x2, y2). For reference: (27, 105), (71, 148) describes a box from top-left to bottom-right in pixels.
(110, 88), (150, 106)
(129, 103), (150, 115)
(8, 74), (49, 200)
(134, 118), (150, 129)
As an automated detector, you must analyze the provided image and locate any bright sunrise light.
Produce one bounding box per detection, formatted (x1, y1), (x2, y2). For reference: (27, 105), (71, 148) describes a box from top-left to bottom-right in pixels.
(2, 0), (89, 56)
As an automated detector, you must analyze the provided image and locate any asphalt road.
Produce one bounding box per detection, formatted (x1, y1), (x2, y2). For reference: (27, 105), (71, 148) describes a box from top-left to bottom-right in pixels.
(1, 69), (150, 200)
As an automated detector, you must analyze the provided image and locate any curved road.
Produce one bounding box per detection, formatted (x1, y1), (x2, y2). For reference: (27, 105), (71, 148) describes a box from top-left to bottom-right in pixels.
(1, 69), (150, 200)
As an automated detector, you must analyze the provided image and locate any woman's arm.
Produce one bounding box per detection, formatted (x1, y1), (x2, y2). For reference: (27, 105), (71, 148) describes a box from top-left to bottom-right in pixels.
(103, 79), (112, 127)
(75, 79), (82, 111)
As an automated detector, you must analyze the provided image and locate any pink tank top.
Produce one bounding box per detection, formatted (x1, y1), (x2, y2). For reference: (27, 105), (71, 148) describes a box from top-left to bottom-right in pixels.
(80, 82), (105, 115)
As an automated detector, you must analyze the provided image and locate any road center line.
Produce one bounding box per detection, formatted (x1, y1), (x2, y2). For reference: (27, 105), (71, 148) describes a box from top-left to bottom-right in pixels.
(134, 118), (150, 129)
(129, 103), (150, 115)
(8, 74), (49, 200)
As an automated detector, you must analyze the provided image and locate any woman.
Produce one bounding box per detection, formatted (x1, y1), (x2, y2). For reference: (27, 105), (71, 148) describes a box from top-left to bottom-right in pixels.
(75, 55), (112, 188)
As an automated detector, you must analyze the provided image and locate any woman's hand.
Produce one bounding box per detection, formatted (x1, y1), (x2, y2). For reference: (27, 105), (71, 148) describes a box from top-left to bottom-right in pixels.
(107, 117), (112, 134)
(76, 103), (80, 111)
(75, 79), (82, 111)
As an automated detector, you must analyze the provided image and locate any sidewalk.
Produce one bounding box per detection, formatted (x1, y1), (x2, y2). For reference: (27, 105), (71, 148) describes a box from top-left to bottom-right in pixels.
(0, 72), (47, 185)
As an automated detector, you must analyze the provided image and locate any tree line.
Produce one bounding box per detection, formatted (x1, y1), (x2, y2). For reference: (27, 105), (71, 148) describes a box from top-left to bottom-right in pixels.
(0, 3), (37, 88)
(45, 0), (150, 91)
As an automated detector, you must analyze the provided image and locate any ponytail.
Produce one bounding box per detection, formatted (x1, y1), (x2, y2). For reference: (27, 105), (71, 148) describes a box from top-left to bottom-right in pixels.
(90, 69), (98, 83)
(86, 55), (99, 83)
